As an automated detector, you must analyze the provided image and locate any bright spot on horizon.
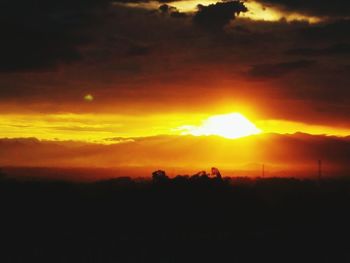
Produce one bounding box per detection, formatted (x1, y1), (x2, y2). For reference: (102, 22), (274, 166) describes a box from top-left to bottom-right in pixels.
(84, 94), (94, 102)
(179, 113), (261, 139)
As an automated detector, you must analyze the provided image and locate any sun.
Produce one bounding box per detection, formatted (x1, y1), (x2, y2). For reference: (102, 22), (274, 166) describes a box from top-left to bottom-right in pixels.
(180, 113), (261, 139)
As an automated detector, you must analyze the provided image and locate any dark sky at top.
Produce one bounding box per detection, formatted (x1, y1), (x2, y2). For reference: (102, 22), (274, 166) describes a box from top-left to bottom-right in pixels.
(0, 0), (349, 127)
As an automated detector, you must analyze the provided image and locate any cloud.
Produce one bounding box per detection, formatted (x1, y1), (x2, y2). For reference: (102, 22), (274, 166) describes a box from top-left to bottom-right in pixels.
(127, 44), (152, 56)
(299, 19), (350, 42)
(0, 0), (111, 72)
(1, 134), (350, 177)
(193, 1), (248, 30)
(158, 0), (181, 3)
(159, 4), (187, 18)
(256, 0), (350, 17)
(248, 60), (316, 78)
(287, 43), (350, 57)
(0, 0), (350, 129)
(159, 4), (177, 14)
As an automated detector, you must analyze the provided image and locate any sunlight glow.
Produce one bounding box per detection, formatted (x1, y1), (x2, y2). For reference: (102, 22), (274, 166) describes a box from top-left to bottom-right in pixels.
(241, 1), (322, 23)
(179, 113), (261, 139)
(1, 112), (349, 143)
(120, 0), (322, 24)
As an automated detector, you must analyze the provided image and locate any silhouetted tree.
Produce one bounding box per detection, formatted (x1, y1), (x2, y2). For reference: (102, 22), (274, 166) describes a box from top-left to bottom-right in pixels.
(152, 170), (169, 183)
(192, 170), (209, 178)
(189, 171), (211, 184)
(173, 175), (190, 183)
(0, 168), (5, 180)
(211, 167), (222, 180)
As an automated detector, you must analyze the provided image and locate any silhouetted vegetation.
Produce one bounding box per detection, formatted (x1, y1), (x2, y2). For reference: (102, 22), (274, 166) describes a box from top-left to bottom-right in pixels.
(152, 168), (224, 187)
(1, 170), (350, 262)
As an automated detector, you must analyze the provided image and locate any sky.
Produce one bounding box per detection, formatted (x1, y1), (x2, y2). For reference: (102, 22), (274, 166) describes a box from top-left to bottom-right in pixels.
(1, 0), (350, 175)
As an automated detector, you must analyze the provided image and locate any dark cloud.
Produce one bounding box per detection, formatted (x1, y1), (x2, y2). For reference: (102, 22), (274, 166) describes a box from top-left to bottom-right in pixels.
(256, 0), (350, 17)
(127, 44), (152, 56)
(299, 19), (350, 42)
(0, 0), (350, 128)
(159, 4), (187, 18)
(170, 11), (187, 18)
(248, 60), (316, 78)
(0, 0), (111, 72)
(159, 4), (176, 13)
(193, 1), (247, 30)
(158, 0), (180, 3)
(287, 43), (350, 57)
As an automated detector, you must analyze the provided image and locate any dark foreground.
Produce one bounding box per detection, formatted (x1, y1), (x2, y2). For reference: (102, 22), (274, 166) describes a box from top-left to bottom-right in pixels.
(1, 175), (350, 263)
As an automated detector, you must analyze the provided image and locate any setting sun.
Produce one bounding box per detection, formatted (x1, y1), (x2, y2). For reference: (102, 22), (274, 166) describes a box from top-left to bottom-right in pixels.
(180, 113), (261, 139)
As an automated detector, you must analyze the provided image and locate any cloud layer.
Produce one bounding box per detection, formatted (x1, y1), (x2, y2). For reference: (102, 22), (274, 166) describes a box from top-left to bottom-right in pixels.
(1, 134), (349, 178)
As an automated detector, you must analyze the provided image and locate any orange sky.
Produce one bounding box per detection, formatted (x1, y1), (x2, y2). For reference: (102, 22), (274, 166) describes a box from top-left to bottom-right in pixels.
(1, 0), (350, 175)
(1, 112), (350, 143)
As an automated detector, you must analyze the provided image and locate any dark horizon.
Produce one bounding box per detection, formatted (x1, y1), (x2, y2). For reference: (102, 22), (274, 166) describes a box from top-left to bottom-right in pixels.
(1, 171), (350, 262)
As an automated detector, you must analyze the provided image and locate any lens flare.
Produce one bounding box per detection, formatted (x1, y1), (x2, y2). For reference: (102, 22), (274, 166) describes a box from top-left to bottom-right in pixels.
(84, 94), (94, 102)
